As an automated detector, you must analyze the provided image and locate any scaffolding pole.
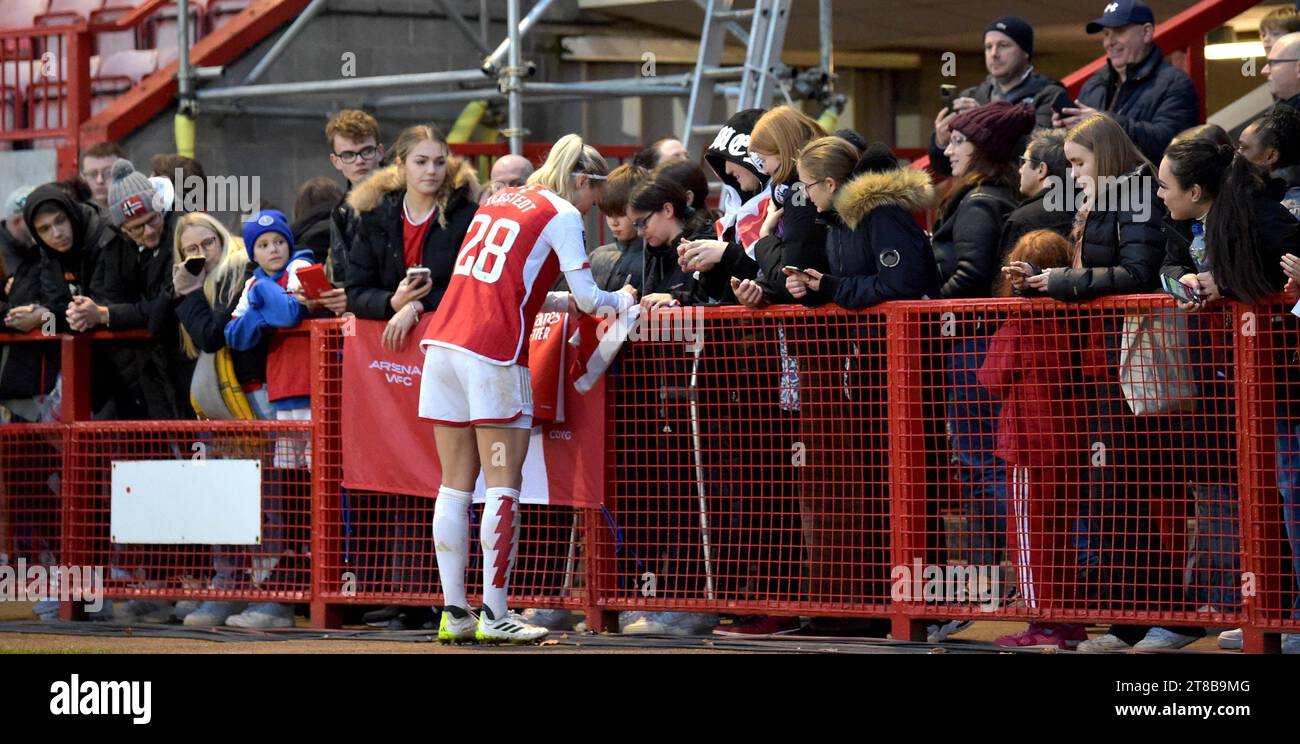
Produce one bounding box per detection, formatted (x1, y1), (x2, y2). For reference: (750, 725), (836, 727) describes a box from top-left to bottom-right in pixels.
(505, 0), (524, 154)
(243, 0), (329, 85)
(482, 0), (559, 74)
(196, 68), (487, 100)
(432, 0), (491, 56)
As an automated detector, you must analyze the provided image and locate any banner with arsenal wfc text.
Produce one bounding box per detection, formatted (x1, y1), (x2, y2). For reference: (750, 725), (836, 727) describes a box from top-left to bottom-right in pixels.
(339, 315), (605, 507)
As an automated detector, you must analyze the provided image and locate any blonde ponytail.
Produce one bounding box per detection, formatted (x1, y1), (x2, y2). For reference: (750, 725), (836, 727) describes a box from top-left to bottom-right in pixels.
(527, 133), (608, 201)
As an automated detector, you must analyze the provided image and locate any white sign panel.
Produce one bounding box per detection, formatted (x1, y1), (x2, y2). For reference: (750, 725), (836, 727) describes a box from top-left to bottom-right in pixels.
(110, 460), (263, 545)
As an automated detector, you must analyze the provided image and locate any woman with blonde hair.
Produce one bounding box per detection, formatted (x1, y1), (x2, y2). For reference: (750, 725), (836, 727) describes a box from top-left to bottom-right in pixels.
(419, 133), (635, 644)
(348, 123), (481, 351)
(167, 211), (262, 628)
(171, 213), (250, 358)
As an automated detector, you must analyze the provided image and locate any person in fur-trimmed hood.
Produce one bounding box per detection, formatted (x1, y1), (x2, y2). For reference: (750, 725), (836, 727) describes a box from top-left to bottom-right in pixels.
(783, 139), (941, 309)
(346, 125), (481, 350)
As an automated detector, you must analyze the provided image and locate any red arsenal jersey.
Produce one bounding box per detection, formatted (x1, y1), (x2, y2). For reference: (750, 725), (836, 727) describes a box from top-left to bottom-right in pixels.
(421, 185), (590, 366)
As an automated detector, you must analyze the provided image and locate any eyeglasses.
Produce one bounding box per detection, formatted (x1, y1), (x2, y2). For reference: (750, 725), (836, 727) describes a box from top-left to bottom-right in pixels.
(798, 177), (827, 190)
(630, 211), (657, 231)
(182, 236), (219, 256)
(949, 134), (970, 146)
(1019, 156), (1041, 166)
(1265, 57), (1300, 66)
(81, 167), (112, 183)
(333, 145), (380, 164)
(122, 212), (162, 239)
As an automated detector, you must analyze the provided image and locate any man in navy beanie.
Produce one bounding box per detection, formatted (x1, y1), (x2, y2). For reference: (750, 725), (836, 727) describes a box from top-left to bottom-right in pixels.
(929, 15), (1068, 176)
(1057, 0), (1198, 163)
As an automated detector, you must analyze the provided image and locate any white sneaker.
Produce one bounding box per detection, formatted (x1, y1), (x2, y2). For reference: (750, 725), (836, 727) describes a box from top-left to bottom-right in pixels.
(622, 612), (709, 636)
(1076, 633), (1132, 653)
(926, 620), (972, 643)
(1217, 628), (1242, 650)
(437, 607), (477, 644)
(1134, 627), (1199, 651)
(521, 608), (578, 631)
(183, 601), (244, 627)
(225, 602), (294, 629)
(173, 600), (200, 620)
(476, 607), (549, 644)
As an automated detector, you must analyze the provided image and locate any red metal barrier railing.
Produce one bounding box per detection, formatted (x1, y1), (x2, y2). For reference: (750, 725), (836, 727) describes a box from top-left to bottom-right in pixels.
(308, 320), (588, 628)
(5, 294), (1299, 651)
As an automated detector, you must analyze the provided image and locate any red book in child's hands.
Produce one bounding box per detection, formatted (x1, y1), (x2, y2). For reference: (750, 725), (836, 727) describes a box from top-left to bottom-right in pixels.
(295, 263), (333, 300)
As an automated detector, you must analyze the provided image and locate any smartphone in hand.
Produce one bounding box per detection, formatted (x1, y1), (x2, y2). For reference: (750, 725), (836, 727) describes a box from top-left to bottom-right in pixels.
(782, 265), (812, 281)
(1160, 273), (1202, 304)
(1004, 261), (1042, 277)
(1051, 93), (1079, 116)
(405, 266), (432, 284)
(940, 84), (957, 109)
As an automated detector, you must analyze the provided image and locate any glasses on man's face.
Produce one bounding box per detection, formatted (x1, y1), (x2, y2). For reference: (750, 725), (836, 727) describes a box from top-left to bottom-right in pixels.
(81, 168), (112, 183)
(1265, 58), (1300, 66)
(123, 213), (162, 238)
(334, 145), (379, 164)
(1019, 156), (1040, 167)
(182, 236), (219, 257)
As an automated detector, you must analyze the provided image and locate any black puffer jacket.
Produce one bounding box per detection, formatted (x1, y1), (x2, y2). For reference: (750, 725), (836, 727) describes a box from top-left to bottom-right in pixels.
(1044, 165), (1165, 301)
(932, 180), (1019, 298)
(1000, 188), (1077, 257)
(1076, 45), (1199, 164)
(346, 158), (481, 320)
(819, 166), (940, 309)
(329, 187), (362, 286)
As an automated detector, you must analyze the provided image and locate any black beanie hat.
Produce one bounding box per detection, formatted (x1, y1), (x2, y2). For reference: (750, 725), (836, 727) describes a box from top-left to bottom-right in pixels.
(986, 16), (1034, 58)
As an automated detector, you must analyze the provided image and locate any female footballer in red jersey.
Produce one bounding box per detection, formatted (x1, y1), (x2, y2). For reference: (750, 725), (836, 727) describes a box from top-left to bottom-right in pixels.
(419, 134), (637, 643)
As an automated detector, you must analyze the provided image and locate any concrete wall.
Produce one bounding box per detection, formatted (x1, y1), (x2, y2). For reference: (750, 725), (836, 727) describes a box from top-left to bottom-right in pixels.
(0, 150), (58, 209)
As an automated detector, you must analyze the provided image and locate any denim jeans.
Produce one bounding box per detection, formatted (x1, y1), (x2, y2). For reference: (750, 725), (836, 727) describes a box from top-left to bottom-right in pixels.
(944, 334), (1007, 568)
(1274, 419), (1300, 619)
(1193, 483), (1241, 611)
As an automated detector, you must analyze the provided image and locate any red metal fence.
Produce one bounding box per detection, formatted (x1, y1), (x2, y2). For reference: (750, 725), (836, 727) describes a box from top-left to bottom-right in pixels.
(3, 293), (1298, 651)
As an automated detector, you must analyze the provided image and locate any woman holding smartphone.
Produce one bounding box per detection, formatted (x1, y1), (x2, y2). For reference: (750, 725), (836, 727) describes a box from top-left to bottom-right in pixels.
(1157, 135), (1300, 652)
(347, 124), (481, 351)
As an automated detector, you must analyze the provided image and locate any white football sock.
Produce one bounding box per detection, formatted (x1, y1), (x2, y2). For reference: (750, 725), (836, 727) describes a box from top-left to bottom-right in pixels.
(480, 486), (521, 620)
(432, 485), (472, 611)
